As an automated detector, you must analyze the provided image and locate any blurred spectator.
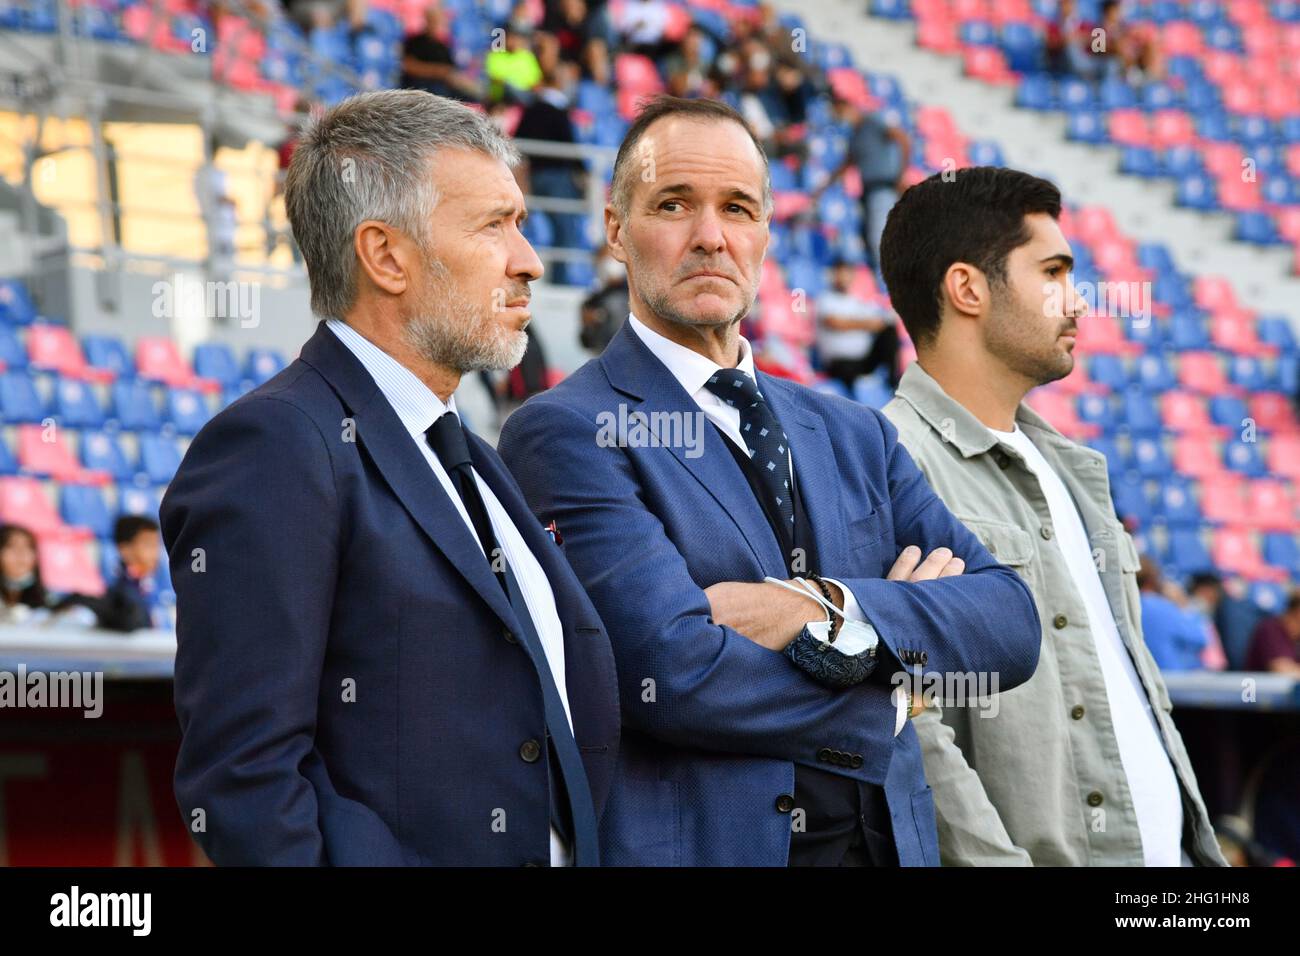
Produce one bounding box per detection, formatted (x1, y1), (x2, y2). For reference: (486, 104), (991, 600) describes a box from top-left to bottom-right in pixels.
(616, 0), (671, 59)
(663, 25), (717, 99)
(1137, 556), (1208, 671)
(1045, 0), (1096, 78)
(96, 516), (162, 633)
(401, 6), (480, 102)
(1185, 572), (1228, 670)
(813, 98), (911, 269)
(1245, 593), (1300, 674)
(515, 69), (586, 284)
(1216, 576), (1265, 671)
(541, 0), (610, 86)
(579, 245), (629, 353)
(0, 524), (47, 622)
(816, 259), (898, 390)
(485, 19), (543, 102)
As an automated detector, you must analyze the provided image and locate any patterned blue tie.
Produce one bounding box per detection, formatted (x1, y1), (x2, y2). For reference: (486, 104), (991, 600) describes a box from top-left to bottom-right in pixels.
(703, 368), (795, 534)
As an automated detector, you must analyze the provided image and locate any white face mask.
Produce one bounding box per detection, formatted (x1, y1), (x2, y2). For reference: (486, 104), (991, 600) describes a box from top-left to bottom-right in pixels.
(5, 572), (35, 591)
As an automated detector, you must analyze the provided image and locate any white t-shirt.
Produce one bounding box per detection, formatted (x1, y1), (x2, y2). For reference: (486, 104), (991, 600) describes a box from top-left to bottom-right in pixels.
(816, 290), (893, 361)
(992, 423), (1184, 866)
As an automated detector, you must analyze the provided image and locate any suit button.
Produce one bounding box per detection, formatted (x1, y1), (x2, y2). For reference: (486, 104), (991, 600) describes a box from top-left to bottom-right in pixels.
(519, 739), (542, 762)
(838, 752), (852, 767)
(995, 451), (1010, 469)
(775, 794), (795, 813)
(1071, 705), (1085, 720)
(1040, 526), (1053, 540)
(850, 754), (864, 769)
(1087, 791), (1104, 807)
(1053, 614), (1068, 629)
(817, 748), (832, 763)
(503, 628), (519, 645)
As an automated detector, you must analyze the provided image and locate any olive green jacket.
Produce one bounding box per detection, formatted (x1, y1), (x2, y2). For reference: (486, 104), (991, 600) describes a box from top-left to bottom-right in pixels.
(883, 361), (1225, 866)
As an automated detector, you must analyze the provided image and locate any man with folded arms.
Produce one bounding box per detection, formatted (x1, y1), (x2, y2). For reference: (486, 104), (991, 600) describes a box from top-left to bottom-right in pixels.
(499, 97), (1041, 866)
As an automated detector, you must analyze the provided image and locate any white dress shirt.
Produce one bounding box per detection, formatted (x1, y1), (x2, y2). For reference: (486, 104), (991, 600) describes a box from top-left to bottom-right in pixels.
(326, 319), (575, 866)
(991, 423), (1184, 866)
(628, 314), (909, 735)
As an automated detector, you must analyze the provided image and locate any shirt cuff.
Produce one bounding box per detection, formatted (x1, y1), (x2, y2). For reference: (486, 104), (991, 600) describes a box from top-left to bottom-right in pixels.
(824, 578), (903, 735)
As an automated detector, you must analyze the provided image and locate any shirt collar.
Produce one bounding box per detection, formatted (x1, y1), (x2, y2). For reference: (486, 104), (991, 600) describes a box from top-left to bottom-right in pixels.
(892, 359), (1065, 458)
(325, 318), (456, 436)
(627, 311), (758, 397)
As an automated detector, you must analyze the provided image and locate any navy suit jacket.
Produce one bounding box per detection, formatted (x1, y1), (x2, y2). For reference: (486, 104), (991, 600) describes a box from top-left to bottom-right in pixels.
(161, 322), (620, 866)
(497, 321), (1041, 866)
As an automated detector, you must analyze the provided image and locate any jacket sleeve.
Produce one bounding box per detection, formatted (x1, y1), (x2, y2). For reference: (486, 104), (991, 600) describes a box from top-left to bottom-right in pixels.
(498, 397), (899, 776)
(161, 396), (339, 865)
(832, 410), (1042, 701)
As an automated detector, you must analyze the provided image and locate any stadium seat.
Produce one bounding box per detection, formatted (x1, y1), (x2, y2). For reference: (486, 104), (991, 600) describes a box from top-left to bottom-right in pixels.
(1245, 479), (1298, 532)
(53, 378), (106, 429)
(0, 371), (45, 424)
(0, 475), (73, 536)
(26, 324), (103, 381)
(82, 334), (133, 380)
(110, 380), (162, 432)
(0, 280), (38, 325)
(17, 424), (108, 484)
(60, 484), (114, 539)
(137, 433), (182, 486)
(80, 430), (133, 481)
(38, 533), (105, 596)
(166, 389), (212, 436)
(193, 343), (242, 387)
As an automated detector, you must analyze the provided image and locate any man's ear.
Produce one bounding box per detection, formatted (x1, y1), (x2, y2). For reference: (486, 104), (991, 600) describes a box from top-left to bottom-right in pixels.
(354, 220), (412, 297)
(943, 262), (987, 321)
(604, 205), (628, 264)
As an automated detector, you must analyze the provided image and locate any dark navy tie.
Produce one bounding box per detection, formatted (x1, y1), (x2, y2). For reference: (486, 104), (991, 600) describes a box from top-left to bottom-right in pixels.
(426, 411), (506, 591)
(703, 368), (795, 535)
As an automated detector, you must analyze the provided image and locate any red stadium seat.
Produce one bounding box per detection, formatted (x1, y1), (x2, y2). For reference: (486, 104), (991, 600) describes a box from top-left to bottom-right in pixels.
(38, 533), (105, 597)
(1211, 313), (1273, 356)
(1200, 475), (1248, 524)
(1245, 479), (1298, 532)
(1075, 315), (1138, 355)
(1212, 527), (1288, 581)
(1161, 391), (1217, 434)
(1249, 393), (1300, 433)
(26, 324), (110, 382)
(16, 425), (109, 485)
(0, 476), (75, 536)
(1267, 433), (1300, 478)
(135, 337), (218, 393)
(1172, 435), (1223, 479)
(1177, 352), (1235, 394)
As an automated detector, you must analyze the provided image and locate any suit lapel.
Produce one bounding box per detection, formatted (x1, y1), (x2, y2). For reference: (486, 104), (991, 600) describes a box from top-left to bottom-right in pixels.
(298, 322), (522, 634)
(600, 322), (787, 577)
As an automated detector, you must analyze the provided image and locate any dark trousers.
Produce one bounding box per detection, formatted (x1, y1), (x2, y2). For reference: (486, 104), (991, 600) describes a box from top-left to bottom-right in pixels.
(824, 325), (901, 390)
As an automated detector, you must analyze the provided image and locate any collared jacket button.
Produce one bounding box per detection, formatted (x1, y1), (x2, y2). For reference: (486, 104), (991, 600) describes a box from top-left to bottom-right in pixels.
(775, 794), (796, 813)
(1040, 526), (1053, 540)
(995, 451), (1010, 469)
(519, 739), (542, 762)
(1053, 613), (1068, 629)
(1087, 791), (1104, 807)
(1071, 705), (1086, 720)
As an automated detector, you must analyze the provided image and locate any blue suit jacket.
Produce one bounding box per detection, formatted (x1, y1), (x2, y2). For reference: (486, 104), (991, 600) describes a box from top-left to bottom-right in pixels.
(161, 322), (620, 866)
(497, 322), (1041, 866)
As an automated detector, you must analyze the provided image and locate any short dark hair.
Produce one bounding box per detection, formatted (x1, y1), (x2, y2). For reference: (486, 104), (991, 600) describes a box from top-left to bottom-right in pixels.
(114, 514), (159, 546)
(879, 166), (1062, 348)
(609, 95), (773, 218)
(1187, 572), (1223, 593)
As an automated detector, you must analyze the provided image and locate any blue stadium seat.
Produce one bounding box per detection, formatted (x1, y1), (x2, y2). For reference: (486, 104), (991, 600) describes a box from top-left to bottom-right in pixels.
(1111, 473), (1152, 524)
(1258, 316), (1297, 353)
(137, 434), (182, 485)
(1249, 581), (1289, 615)
(1176, 173), (1218, 210)
(0, 280), (38, 325)
(1209, 395), (1249, 429)
(1229, 355), (1270, 391)
(61, 484), (113, 539)
(1119, 147), (1161, 177)
(1016, 74), (1055, 110)
(1130, 435), (1172, 476)
(1165, 528), (1214, 575)
(967, 141), (1005, 166)
(1262, 533), (1300, 575)
(1169, 315), (1210, 350)
(117, 484), (160, 518)
(1133, 353), (1176, 392)
(80, 430), (132, 481)
(1000, 22), (1042, 74)
(1124, 390), (1165, 435)
(82, 334), (133, 379)
(1058, 79), (1096, 110)
(1099, 78), (1137, 109)
(166, 389), (211, 436)
(193, 343), (241, 387)
(1086, 435), (1128, 479)
(1076, 393), (1118, 429)
(0, 325), (26, 369)
(1066, 111), (1107, 144)
(0, 431), (17, 474)
(1223, 439), (1266, 476)
(110, 380), (162, 431)
(0, 371), (45, 423)
(1163, 146), (1204, 177)
(1088, 354), (1129, 392)
(1155, 477), (1202, 527)
(1236, 211), (1281, 245)
(243, 349), (287, 386)
(53, 377), (106, 429)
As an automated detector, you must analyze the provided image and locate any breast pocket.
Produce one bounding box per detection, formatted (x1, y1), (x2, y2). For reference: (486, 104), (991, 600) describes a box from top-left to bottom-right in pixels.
(956, 516), (1035, 571)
